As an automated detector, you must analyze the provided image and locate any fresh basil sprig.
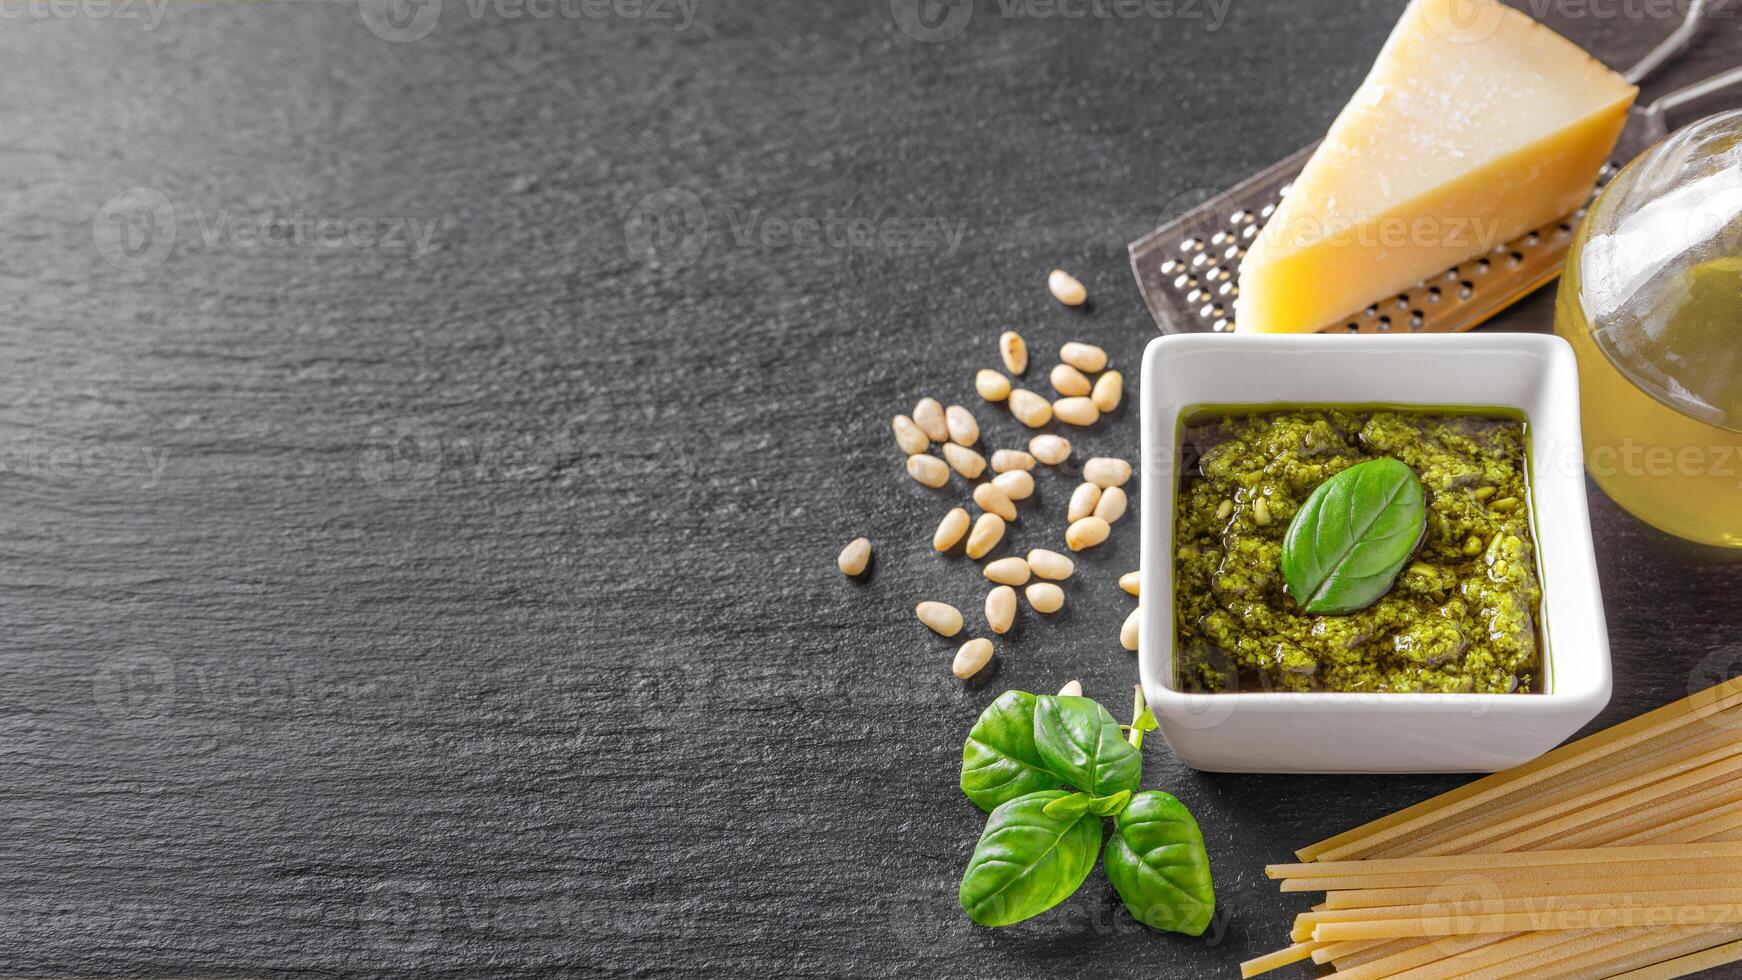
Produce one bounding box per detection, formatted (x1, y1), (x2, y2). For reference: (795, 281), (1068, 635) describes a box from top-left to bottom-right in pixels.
(956, 688), (1216, 934)
(1104, 791), (1217, 935)
(959, 791), (1101, 927)
(1280, 457), (1426, 615)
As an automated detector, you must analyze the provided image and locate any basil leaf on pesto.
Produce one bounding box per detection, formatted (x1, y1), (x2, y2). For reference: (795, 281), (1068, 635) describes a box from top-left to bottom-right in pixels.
(1281, 457), (1425, 615)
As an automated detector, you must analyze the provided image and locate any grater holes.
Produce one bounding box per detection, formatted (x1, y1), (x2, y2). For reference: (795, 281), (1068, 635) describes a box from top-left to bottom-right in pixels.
(1211, 231), (1230, 247)
(1427, 286), (1442, 303)
(1475, 258), (1491, 275)
(1231, 210), (1254, 225)
(1181, 237), (1205, 253)
(1409, 311), (1424, 330)
(1506, 251), (1524, 269)
(1260, 203), (1276, 219)
(1212, 318), (1232, 332)
(1174, 274), (1197, 290)
(1187, 288), (1206, 304)
(1523, 232), (1540, 248)
(1160, 259), (1180, 275)
(1224, 245), (1242, 261)
(1191, 252), (1211, 269)
(1459, 280), (1474, 299)
(1217, 282), (1237, 298)
(1345, 322), (1360, 333)
(1364, 304), (1379, 317)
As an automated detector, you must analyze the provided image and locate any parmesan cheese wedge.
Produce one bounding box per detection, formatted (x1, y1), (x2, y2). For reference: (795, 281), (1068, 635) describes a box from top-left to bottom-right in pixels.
(1235, 0), (1637, 334)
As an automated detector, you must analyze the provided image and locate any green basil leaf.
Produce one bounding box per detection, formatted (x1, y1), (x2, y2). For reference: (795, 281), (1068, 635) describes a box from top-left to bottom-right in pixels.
(1041, 792), (1095, 821)
(1280, 457), (1426, 615)
(1032, 695), (1142, 798)
(959, 790), (1102, 927)
(1087, 789), (1132, 817)
(1104, 791), (1216, 936)
(961, 691), (1066, 813)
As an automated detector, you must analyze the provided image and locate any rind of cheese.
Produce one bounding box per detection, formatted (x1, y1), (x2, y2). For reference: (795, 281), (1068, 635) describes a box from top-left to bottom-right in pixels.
(1235, 0), (1637, 334)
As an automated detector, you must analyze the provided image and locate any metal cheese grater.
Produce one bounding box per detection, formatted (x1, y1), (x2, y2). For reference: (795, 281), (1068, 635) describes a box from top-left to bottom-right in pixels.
(1130, 0), (1742, 336)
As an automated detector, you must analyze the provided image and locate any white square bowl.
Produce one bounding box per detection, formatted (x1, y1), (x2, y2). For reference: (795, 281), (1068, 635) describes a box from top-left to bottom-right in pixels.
(1138, 333), (1610, 774)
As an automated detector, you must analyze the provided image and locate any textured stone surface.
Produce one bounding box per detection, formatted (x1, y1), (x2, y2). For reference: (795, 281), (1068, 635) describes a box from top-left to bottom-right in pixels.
(2, 1), (1739, 976)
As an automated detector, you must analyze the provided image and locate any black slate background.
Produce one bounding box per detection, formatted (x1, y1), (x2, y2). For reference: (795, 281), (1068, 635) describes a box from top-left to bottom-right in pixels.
(4, 1), (1741, 977)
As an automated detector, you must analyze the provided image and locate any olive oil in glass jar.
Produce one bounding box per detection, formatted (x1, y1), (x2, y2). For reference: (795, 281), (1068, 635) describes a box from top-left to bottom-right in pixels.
(1555, 110), (1742, 547)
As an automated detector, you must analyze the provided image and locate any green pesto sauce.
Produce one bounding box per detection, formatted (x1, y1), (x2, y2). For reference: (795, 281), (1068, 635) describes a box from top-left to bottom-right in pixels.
(1174, 407), (1542, 695)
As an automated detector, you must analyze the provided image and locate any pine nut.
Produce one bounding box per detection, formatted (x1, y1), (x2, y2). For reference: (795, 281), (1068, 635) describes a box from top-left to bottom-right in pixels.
(837, 537), (871, 577)
(984, 556), (1031, 586)
(1053, 397), (1100, 427)
(1215, 498), (1233, 521)
(946, 404), (979, 447)
(1121, 607), (1140, 651)
(1119, 571), (1140, 596)
(1048, 269), (1087, 307)
(1084, 456), (1132, 488)
(1058, 679), (1083, 697)
(1066, 516), (1110, 552)
(1050, 363), (1092, 397)
(1059, 341), (1107, 373)
(1252, 496), (1272, 526)
(985, 586), (1016, 634)
(1008, 389), (1052, 428)
(916, 601), (963, 637)
(975, 369), (1012, 402)
(907, 453), (949, 488)
(1068, 482), (1102, 522)
(1025, 582), (1065, 613)
(892, 415), (929, 454)
(999, 330), (1028, 375)
(973, 482), (1017, 521)
(934, 508), (970, 552)
(966, 512), (1005, 559)
(1027, 549), (1075, 581)
(992, 469), (1034, 501)
(991, 449), (1035, 473)
(944, 443), (986, 479)
(1094, 486), (1128, 524)
(1030, 434), (1072, 465)
(914, 397), (948, 442)
(1091, 370), (1123, 413)
(953, 637), (994, 679)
